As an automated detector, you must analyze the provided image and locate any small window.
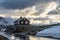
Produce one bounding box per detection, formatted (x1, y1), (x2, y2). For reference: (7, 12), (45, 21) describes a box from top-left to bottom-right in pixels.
(25, 21), (28, 24)
(21, 21), (24, 24)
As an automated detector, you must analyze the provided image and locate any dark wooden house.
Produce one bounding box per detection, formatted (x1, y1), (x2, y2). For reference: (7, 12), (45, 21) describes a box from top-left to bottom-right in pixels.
(14, 17), (30, 25)
(19, 17), (30, 25)
(14, 17), (22, 25)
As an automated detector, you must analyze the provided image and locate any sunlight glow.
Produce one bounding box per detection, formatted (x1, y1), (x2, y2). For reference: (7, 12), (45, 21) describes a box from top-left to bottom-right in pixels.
(26, 6), (36, 17)
(0, 14), (6, 17)
(49, 16), (57, 19)
(11, 16), (20, 18)
(25, 2), (58, 18)
(39, 2), (58, 18)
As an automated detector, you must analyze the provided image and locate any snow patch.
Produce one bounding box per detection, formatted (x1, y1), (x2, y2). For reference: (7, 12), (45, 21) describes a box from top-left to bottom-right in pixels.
(36, 26), (60, 38)
(0, 17), (14, 26)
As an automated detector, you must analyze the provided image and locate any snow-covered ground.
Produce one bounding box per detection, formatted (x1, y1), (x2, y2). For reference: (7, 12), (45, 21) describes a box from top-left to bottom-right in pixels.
(36, 25), (60, 38)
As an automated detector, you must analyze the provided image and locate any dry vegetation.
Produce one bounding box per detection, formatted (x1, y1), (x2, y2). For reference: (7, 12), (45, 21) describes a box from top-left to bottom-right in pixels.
(0, 35), (8, 40)
(5, 23), (60, 35)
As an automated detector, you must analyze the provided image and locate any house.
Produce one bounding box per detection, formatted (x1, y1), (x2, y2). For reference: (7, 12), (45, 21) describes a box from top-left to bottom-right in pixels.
(14, 17), (23, 25)
(19, 17), (30, 25)
(14, 17), (30, 25)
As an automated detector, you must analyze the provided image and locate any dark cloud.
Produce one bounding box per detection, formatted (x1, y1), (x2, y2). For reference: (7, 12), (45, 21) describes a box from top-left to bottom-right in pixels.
(0, 0), (50, 9)
(48, 10), (59, 15)
(1, 0), (41, 9)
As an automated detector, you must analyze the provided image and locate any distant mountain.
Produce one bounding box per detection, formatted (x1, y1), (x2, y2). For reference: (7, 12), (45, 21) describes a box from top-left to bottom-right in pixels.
(0, 17), (14, 26)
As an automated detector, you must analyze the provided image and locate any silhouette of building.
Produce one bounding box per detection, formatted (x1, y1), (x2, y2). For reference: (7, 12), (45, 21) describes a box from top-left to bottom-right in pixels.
(19, 17), (30, 25)
(14, 17), (23, 25)
(14, 17), (30, 25)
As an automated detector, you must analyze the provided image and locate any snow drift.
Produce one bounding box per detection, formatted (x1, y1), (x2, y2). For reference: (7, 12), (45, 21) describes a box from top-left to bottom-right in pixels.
(36, 25), (60, 38)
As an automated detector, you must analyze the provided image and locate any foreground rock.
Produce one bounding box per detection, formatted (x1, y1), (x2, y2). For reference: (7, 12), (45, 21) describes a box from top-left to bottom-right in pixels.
(0, 35), (9, 40)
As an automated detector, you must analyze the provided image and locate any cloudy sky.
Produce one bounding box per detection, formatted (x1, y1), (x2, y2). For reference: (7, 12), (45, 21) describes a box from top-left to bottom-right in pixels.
(0, 0), (50, 9)
(0, 0), (60, 18)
